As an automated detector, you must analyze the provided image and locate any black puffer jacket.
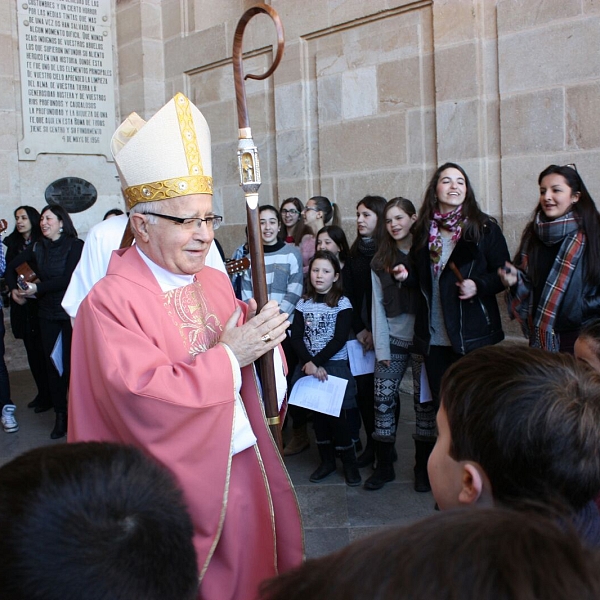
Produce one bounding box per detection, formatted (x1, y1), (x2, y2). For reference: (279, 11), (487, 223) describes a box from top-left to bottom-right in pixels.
(408, 220), (509, 355)
(343, 243), (377, 336)
(3, 233), (40, 338)
(6, 235), (83, 321)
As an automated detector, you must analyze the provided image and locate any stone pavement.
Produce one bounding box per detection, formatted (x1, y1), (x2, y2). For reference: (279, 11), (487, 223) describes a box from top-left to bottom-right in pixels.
(2, 323), (435, 558)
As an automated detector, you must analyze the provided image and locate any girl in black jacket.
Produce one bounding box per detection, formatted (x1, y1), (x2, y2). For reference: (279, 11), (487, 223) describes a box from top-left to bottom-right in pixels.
(395, 163), (509, 413)
(343, 195), (387, 469)
(500, 164), (600, 353)
(7, 205), (83, 439)
(3, 206), (50, 413)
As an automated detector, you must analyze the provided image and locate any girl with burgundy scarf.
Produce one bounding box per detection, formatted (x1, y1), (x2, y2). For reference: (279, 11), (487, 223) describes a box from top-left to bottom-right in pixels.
(394, 163), (509, 414)
(501, 164), (600, 353)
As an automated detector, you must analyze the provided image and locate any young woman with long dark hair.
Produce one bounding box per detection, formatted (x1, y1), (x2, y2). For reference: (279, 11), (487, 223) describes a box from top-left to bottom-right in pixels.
(500, 164), (600, 353)
(366, 198), (432, 491)
(7, 205), (84, 439)
(343, 195), (387, 468)
(3, 206), (50, 420)
(394, 163), (509, 453)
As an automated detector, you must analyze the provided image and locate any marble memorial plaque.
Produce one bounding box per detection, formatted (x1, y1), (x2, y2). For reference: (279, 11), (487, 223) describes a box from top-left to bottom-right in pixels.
(17, 0), (115, 161)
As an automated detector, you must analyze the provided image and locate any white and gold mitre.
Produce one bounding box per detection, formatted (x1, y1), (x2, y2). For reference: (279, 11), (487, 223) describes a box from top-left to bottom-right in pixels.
(111, 93), (213, 210)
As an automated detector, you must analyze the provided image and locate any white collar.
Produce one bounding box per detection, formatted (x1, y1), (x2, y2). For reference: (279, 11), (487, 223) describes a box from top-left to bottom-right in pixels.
(136, 246), (195, 292)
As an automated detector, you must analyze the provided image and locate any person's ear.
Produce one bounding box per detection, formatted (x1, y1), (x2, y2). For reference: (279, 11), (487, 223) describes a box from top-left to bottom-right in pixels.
(572, 192), (581, 204)
(130, 213), (150, 243)
(333, 273), (339, 282)
(458, 462), (487, 505)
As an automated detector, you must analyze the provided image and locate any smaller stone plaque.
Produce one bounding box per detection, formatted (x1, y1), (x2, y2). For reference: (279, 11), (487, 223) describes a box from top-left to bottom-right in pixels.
(45, 177), (97, 213)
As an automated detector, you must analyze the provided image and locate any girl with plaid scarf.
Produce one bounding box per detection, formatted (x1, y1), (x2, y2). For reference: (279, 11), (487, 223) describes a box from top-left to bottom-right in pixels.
(500, 165), (600, 353)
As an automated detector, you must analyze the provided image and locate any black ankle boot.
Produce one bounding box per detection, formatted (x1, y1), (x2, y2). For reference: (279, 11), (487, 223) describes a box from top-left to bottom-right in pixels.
(413, 439), (435, 492)
(309, 444), (336, 482)
(356, 439), (375, 468)
(27, 395), (40, 409)
(50, 412), (68, 439)
(364, 441), (395, 490)
(340, 447), (361, 487)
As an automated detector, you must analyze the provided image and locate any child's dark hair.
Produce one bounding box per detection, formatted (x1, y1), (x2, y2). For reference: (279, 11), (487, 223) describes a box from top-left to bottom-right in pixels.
(280, 197), (312, 244)
(259, 204), (281, 226)
(514, 164), (600, 284)
(315, 225), (350, 263)
(0, 442), (199, 600)
(305, 250), (343, 307)
(260, 507), (600, 600)
(578, 318), (600, 364)
(349, 195), (387, 257)
(440, 344), (600, 511)
(103, 208), (124, 220)
(310, 196), (341, 227)
(371, 197), (416, 272)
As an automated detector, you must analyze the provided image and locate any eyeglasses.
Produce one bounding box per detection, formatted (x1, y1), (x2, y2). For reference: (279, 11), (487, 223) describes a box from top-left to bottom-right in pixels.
(280, 209), (300, 215)
(146, 212), (223, 230)
(564, 163), (577, 172)
(302, 207), (318, 213)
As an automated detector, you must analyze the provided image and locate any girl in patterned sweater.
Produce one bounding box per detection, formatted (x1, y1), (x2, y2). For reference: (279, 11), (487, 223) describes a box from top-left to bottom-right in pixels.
(290, 251), (360, 486)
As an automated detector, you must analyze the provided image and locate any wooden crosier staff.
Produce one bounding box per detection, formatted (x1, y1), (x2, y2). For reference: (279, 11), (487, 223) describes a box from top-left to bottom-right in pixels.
(232, 4), (285, 452)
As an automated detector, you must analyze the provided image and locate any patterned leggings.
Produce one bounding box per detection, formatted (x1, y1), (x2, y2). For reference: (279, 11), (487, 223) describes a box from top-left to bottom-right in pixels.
(373, 340), (436, 442)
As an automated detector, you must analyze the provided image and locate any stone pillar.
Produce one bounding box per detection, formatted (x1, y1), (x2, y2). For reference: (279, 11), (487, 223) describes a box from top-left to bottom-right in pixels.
(432, 0), (502, 220)
(497, 0), (600, 252)
(116, 0), (167, 120)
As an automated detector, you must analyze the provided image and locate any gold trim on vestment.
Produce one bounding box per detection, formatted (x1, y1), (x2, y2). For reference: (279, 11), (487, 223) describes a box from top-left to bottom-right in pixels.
(250, 363), (279, 572)
(163, 281), (222, 356)
(199, 349), (235, 583)
(160, 281), (231, 583)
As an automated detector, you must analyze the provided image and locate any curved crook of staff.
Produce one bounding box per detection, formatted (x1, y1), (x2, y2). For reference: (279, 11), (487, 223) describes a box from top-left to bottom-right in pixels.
(232, 4), (285, 453)
(233, 3), (285, 131)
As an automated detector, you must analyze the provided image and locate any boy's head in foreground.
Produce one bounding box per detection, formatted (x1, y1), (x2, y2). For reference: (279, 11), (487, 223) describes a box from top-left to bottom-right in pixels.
(575, 318), (600, 372)
(260, 508), (600, 600)
(0, 442), (199, 600)
(428, 344), (600, 512)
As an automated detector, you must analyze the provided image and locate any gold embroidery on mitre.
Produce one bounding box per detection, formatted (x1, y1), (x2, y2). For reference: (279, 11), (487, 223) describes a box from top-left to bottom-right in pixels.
(174, 93), (204, 179)
(163, 281), (222, 356)
(124, 175), (213, 209)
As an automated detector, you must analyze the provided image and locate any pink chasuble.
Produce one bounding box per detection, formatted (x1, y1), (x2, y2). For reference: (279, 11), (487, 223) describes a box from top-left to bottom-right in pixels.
(68, 246), (303, 600)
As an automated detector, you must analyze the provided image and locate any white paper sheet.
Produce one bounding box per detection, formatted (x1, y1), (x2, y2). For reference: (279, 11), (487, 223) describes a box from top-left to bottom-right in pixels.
(419, 362), (432, 404)
(288, 375), (348, 417)
(51, 331), (63, 376)
(347, 339), (376, 376)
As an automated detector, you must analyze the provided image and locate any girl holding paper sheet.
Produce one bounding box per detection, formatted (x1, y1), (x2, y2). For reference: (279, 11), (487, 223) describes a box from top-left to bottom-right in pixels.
(290, 251), (360, 487)
(343, 195), (387, 469)
(368, 198), (432, 492)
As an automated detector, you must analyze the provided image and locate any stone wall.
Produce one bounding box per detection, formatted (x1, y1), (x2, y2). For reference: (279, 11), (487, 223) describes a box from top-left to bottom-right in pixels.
(497, 0), (600, 250)
(2, 0), (124, 235)
(3, 0), (600, 258)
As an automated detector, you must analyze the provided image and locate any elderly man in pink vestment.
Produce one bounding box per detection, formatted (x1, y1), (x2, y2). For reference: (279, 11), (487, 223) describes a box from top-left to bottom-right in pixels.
(68, 93), (304, 600)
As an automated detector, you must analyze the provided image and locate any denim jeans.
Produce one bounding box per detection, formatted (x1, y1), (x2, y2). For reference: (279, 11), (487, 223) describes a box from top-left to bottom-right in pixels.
(0, 308), (12, 407)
